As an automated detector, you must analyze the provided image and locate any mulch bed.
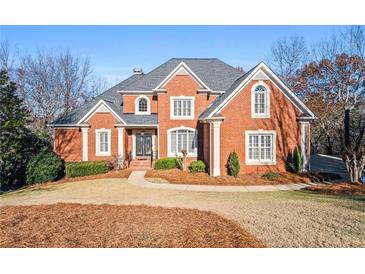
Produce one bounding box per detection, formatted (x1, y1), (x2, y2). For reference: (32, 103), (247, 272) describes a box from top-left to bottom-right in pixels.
(145, 169), (312, 186)
(0, 204), (263, 248)
(305, 183), (365, 196)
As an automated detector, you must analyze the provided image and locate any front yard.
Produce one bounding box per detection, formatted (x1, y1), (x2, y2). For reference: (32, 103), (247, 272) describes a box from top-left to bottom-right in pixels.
(1, 178), (364, 247)
(0, 204), (262, 248)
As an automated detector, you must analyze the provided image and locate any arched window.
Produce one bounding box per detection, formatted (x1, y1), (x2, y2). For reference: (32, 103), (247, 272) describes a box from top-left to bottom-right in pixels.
(135, 96), (150, 114)
(168, 127), (197, 156)
(252, 84), (269, 117)
(138, 98), (148, 112)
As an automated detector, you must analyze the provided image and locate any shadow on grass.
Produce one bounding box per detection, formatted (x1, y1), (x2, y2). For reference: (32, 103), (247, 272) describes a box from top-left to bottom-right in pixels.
(290, 189), (365, 201)
(0, 187), (53, 198)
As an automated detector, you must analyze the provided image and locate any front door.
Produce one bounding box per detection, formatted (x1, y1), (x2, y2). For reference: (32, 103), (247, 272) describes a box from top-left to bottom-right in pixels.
(136, 134), (152, 157)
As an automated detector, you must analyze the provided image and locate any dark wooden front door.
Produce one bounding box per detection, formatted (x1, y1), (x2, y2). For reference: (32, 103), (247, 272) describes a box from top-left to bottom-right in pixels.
(136, 134), (152, 157)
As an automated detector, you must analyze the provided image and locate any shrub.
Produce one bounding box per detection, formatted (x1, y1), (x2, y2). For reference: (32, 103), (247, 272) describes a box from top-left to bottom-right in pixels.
(65, 161), (111, 178)
(26, 150), (65, 184)
(262, 171), (279, 181)
(289, 146), (302, 174)
(228, 151), (240, 177)
(189, 160), (206, 173)
(154, 157), (178, 170)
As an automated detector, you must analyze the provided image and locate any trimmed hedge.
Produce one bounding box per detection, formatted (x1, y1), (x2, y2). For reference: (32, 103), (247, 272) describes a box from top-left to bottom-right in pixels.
(262, 171), (279, 181)
(26, 150), (65, 184)
(154, 157), (178, 170)
(188, 160), (206, 173)
(65, 161), (112, 178)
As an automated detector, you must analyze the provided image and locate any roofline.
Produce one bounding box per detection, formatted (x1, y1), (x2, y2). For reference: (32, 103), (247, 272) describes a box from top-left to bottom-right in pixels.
(154, 61), (212, 91)
(47, 124), (90, 128)
(208, 62), (316, 119)
(114, 124), (159, 128)
(117, 90), (155, 94)
(76, 99), (127, 125)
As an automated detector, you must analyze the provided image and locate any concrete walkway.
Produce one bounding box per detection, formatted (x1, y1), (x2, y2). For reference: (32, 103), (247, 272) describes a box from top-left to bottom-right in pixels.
(127, 171), (317, 192)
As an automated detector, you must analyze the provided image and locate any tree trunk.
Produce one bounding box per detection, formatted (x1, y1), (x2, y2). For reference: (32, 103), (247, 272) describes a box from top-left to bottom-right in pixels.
(326, 135), (333, 155)
(342, 108), (363, 184)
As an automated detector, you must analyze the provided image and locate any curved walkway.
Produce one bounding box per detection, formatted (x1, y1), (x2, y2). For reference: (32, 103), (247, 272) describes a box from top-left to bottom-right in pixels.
(128, 171), (317, 192)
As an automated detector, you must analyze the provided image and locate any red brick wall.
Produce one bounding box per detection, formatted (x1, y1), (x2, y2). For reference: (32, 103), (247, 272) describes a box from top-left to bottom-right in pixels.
(123, 95), (158, 113)
(219, 80), (301, 174)
(87, 112), (119, 161)
(157, 75), (217, 159)
(54, 128), (82, 162)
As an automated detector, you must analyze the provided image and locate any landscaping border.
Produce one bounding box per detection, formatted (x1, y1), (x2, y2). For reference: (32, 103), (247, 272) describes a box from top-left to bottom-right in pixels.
(128, 171), (318, 192)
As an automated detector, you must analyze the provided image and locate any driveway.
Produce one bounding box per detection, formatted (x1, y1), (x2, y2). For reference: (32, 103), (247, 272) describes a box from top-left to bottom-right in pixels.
(310, 154), (349, 180)
(1, 178), (364, 247)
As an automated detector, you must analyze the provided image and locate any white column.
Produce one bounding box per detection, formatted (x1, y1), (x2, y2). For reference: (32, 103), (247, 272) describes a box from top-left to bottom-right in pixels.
(211, 120), (222, 177)
(300, 122), (309, 171)
(81, 128), (89, 161)
(117, 127), (124, 159)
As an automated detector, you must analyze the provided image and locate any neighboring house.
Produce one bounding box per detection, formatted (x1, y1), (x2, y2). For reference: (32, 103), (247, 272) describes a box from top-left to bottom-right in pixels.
(49, 58), (315, 176)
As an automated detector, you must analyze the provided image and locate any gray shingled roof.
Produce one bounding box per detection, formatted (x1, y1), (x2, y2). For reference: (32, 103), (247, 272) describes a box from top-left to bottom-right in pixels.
(199, 62), (316, 120)
(118, 58), (244, 92)
(199, 64), (258, 119)
(51, 58), (244, 125)
(51, 74), (143, 125)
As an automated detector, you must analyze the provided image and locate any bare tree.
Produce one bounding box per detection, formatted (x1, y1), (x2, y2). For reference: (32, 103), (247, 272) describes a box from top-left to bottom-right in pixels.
(269, 35), (309, 90)
(299, 26), (365, 183)
(16, 49), (105, 130)
(0, 40), (19, 80)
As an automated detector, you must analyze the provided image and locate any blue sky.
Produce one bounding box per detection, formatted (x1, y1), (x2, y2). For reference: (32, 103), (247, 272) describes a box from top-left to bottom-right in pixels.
(0, 26), (341, 86)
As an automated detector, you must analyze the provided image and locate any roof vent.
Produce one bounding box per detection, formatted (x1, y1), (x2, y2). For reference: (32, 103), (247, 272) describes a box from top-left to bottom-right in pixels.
(133, 68), (143, 75)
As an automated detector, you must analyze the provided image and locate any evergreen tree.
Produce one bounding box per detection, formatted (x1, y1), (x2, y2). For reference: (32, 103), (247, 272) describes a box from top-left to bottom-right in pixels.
(0, 70), (30, 188)
(228, 151), (240, 177)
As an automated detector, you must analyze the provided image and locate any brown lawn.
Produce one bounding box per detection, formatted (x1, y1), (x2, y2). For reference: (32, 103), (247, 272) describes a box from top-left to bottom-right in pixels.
(146, 169), (311, 186)
(17, 169), (132, 191)
(0, 204), (263, 248)
(305, 183), (365, 196)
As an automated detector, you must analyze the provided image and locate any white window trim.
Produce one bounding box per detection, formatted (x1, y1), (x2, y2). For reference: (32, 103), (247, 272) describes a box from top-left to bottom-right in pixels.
(95, 128), (111, 156)
(251, 81), (270, 118)
(167, 126), (197, 157)
(245, 130), (276, 165)
(135, 95), (151, 115)
(170, 96), (195, 120)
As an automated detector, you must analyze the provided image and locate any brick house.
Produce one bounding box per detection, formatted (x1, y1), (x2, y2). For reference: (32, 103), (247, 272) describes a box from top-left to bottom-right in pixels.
(49, 58), (315, 176)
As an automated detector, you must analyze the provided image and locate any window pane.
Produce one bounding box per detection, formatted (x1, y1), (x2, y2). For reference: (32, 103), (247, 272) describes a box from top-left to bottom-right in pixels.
(174, 101), (177, 116)
(248, 134), (273, 161)
(172, 99), (193, 117)
(171, 131), (176, 153)
(139, 98), (147, 112)
(188, 131), (195, 153)
(186, 100), (191, 116)
(254, 85), (267, 115)
(99, 132), (108, 153)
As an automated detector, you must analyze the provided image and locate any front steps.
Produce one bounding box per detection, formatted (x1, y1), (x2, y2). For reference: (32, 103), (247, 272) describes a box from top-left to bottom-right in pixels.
(129, 158), (153, 170)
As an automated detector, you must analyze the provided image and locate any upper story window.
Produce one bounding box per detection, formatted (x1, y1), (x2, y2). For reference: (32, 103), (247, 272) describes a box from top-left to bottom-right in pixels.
(96, 129), (111, 156)
(251, 84), (270, 118)
(135, 95), (151, 115)
(170, 96), (195, 120)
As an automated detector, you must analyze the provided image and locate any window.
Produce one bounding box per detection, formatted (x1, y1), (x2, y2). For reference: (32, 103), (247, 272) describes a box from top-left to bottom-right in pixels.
(138, 98), (148, 112)
(245, 131), (276, 164)
(135, 96), (150, 114)
(96, 129), (111, 156)
(170, 97), (194, 119)
(252, 84), (269, 118)
(169, 128), (197, 156)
